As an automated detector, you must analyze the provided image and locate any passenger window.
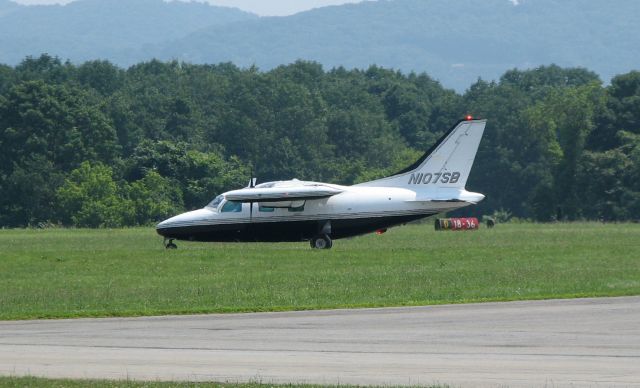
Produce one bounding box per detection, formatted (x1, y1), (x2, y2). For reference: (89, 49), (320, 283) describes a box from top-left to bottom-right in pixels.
(221, 201), (242, 213)
(259, 205), (274, 212)
(288, 204), (305, 212)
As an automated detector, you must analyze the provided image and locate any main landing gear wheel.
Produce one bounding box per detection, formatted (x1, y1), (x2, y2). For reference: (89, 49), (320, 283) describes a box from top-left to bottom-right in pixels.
(310, 234), (333, 249)
(164, 238), (177, 249)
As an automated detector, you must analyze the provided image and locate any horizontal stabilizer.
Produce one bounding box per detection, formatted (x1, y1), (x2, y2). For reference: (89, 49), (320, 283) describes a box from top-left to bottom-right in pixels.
(409, 190), (485, 204)
(408, 198), (467, 203)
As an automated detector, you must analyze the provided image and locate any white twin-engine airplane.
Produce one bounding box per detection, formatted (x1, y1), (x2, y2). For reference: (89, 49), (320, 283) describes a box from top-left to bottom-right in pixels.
(157, 118), (487, 249)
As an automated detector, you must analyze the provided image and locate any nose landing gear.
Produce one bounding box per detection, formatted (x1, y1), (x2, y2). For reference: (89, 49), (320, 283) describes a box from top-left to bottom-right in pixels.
(164, 238), (177, 249)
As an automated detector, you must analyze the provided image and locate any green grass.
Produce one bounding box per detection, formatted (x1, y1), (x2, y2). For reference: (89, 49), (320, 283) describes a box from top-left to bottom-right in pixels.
(0, 376), (443, 388)
(1, 222), (639, 320)
(0, 377), (290, 387)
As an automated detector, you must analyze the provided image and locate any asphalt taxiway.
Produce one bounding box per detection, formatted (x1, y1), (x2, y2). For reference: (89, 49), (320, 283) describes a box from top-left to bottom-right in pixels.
(1, 296), (639, 387)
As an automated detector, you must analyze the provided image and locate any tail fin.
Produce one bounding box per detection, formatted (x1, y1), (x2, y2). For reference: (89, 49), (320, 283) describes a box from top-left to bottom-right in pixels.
(357, 119), (486, 189)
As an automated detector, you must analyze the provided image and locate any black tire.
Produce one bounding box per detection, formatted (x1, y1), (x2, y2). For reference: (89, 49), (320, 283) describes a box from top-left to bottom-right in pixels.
(166, 242), (178, 249)
(310, 234), (332, 249)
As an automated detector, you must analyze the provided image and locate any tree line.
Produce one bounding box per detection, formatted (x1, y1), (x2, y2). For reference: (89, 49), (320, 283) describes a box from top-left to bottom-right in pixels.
(1, 55), (638, 227)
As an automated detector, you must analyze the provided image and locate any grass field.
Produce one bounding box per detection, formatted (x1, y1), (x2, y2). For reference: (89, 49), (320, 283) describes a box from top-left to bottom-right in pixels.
(0, 377), (295, 388)
(1, 222), (639, 320)
(0, 376), (430, 388)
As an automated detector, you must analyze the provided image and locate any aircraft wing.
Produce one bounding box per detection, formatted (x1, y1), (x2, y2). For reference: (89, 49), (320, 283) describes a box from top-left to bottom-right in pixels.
(225, 185), (344, 202)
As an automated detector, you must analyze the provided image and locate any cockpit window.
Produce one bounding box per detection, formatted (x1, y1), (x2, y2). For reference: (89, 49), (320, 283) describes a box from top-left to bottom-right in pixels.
(207, 195), (223, 209)
(221, 200), (242, 213)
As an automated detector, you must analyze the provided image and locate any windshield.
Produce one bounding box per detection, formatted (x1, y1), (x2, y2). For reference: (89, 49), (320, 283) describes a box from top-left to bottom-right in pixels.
(207, 195), (223, 209)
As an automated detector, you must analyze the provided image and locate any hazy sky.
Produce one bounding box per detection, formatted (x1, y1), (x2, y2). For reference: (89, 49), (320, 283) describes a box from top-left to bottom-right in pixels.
(12, 0), (367, 16)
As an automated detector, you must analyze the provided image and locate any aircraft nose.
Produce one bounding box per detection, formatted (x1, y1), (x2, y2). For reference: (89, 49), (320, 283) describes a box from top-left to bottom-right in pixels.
(156, 217), (175, 237)
(156, 218), (171, 231)
(156, 208), (215, 236)
(156, 220), (170, 236)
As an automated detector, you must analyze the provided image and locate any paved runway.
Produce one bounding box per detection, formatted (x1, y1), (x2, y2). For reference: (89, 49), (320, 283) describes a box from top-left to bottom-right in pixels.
(1, 296), (639, 387)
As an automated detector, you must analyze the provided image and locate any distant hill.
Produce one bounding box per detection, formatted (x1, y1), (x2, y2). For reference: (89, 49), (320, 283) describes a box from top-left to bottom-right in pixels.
(1, 0), (639, 90)
(0, 0), (257, 65)
(0, 0), (18, 17)
(159, 0), (640, 90)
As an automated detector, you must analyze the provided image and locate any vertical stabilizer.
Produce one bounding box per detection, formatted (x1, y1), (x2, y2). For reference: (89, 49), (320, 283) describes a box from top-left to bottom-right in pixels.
(356, 119), (486, 189)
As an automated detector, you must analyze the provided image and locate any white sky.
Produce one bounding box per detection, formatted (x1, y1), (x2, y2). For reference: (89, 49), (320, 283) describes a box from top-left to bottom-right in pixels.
(11, 0), (367, 16)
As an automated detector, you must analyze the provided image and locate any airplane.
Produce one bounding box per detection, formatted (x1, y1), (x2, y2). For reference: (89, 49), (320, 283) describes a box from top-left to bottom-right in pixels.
(156, 117), (487, 249)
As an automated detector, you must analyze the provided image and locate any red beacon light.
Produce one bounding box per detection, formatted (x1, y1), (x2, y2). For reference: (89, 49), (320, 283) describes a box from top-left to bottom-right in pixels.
(465, 115), (474, 121)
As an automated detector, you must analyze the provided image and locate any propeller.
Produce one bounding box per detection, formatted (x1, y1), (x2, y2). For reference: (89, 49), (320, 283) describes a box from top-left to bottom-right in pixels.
(248, 167), (257, 219)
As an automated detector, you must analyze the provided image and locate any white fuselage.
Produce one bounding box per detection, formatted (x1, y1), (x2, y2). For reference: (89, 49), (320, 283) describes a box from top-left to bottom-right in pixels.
(156, 182), (484, 242)
(156, 118), (488, 246)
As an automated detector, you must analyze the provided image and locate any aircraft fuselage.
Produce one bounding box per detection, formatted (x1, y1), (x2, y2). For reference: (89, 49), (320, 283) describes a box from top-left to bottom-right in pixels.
(156, 185), (482, 242)
(156, 118), (487, 249)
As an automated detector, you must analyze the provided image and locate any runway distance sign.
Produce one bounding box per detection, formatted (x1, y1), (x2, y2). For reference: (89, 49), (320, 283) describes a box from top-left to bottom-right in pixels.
(435, 217), (479, 231)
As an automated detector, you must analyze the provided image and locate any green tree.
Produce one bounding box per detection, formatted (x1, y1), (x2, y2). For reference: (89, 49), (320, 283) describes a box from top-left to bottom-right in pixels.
(14, 54), (74, 84)
(2, 56), (639, 225)
(0, 156), (64, 226)
(551, 84), (604, 219)
(589, 71), (640, 151)
(577, 131), (640, 220)
(0, 80), (118, 172)
(126, 171), (183, 225)
(463, 67), (602, 219)
(76, 60), (124, 96)
(125, 140), (249, 209)
(55, 162), (131, 227)
(0, 63), (15, 94)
